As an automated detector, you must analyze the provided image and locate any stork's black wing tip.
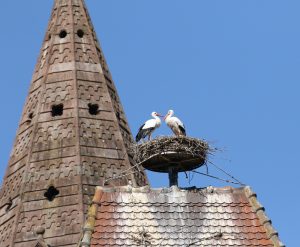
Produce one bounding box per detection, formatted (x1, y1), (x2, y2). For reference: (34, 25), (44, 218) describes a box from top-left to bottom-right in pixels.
(136, 124), (146, 142)
(179, 125), (186, 136)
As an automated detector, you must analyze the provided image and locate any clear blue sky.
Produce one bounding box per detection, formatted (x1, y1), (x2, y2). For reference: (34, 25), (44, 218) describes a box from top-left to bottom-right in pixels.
(0, 1), (298, 246)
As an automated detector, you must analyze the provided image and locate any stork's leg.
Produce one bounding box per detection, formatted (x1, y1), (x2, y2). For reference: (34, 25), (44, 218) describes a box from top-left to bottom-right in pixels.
(148, 134), (152, 141)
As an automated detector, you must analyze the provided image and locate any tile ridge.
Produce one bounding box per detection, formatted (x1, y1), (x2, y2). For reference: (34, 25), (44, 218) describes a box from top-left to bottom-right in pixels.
(79, 186), (104, 247)
(205, 185), (243, 193)
(98, 185), (151, 194)
(92, 185), (246, 196)
(243, 186), (285, 247)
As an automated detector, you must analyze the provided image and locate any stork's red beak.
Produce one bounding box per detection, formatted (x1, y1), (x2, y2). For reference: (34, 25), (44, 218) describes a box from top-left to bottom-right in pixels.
(163, 114), (168, 120)
(156, 113), (163, 118)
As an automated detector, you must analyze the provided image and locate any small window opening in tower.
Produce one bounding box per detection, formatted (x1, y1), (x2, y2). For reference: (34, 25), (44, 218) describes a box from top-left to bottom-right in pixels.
(28, 112), (34, 119)
(48, 34), (51, 40)
(25, 112), (34, 124)
(77, 29), (84, 38)
(44, 186), (59, 201)
(59, 30), (67, 39)
(5, 198), (13, 212)
(88, 103), (99, 115)
(51, 104), (64, 117)
(116, 111), (121, 120)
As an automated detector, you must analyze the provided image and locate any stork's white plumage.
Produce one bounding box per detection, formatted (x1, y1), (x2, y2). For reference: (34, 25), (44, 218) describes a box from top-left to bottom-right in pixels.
(136, 112), (162, 142)
(164, 110), (186, 136)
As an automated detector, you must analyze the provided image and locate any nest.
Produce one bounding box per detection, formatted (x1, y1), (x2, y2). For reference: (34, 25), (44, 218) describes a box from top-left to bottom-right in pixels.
(131, 136), (212, 173)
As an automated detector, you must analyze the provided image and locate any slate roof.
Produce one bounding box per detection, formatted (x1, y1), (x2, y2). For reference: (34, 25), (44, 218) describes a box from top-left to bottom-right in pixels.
(80, 185), (284, 247)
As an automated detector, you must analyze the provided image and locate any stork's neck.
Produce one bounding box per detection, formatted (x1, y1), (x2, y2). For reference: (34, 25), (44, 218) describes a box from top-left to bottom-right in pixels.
(164, 112), (173, 123)
(153, 115), (161, 121)
(153, 115), (161, 125)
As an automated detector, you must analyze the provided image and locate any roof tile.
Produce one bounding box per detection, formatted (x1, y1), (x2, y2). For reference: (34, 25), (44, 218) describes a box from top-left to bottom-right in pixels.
(80, 185), (284, 247)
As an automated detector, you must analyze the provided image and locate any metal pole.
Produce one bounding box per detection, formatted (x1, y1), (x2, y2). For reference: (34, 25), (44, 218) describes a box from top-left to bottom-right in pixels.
(168, 168), (178, 187)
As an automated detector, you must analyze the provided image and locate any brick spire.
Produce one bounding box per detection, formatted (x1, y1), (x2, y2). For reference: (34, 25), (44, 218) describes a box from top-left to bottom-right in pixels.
(0, 0), (147, 246)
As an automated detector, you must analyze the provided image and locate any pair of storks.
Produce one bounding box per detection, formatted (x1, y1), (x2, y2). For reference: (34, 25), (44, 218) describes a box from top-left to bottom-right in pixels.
(136, 110), (186, 142)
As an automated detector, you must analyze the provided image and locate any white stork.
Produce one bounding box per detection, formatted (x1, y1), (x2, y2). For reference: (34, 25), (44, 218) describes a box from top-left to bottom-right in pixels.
(136, 112), (162, 142)
(164, 109), (186, 136)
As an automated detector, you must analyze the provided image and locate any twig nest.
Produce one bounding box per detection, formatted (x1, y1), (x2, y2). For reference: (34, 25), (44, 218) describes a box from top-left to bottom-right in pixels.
(131, 136), (211, 173)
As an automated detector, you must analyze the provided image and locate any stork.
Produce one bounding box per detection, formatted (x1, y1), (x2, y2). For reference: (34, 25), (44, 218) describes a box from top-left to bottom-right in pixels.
(164, 109), (186, 136)
(136, 112), (162, 142)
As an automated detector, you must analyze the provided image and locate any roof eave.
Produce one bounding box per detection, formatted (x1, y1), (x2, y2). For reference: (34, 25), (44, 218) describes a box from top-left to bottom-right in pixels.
(79, 187), (104, 247)
(243, 186), (285, 247)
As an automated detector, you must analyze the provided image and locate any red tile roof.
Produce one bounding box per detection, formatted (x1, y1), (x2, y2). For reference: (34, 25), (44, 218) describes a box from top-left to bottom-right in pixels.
(80, 186), (284, 247)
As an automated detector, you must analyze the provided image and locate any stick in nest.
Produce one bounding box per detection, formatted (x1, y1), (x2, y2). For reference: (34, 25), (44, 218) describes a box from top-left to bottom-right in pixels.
(130, 136), (214, 165)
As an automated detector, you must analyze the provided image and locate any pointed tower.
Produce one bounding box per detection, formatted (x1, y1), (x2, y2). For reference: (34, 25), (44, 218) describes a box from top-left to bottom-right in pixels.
(0, 0), (147, 246)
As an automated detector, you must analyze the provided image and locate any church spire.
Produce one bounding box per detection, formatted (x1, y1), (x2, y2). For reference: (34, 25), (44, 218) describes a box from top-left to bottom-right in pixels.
(0, 0), (147, 246)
